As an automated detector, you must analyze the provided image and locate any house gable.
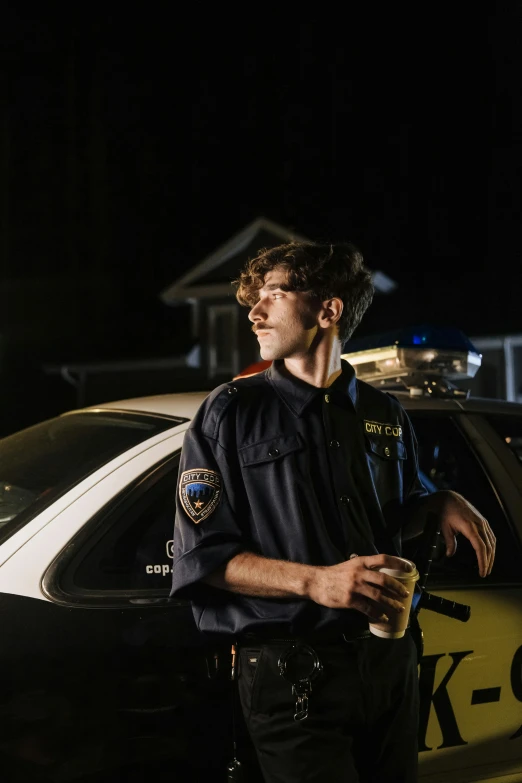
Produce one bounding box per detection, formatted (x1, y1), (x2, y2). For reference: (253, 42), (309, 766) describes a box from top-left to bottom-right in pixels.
(160, 216), (397, 305)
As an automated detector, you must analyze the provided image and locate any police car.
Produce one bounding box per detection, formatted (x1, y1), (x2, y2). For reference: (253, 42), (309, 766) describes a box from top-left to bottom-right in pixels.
(0, 328), (521, 783)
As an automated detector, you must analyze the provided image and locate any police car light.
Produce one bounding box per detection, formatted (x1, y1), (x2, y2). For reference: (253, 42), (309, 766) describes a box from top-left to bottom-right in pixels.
(341, 326), (482, 397)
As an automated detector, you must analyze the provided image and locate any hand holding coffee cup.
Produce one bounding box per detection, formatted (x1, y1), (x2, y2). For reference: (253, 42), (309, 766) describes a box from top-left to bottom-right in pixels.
(369, 558), (419, 639)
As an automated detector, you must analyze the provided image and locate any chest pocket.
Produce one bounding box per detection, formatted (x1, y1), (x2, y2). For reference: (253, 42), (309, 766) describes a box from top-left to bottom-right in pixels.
(366, 437), (407, 461)
(238, 434), (303, 467)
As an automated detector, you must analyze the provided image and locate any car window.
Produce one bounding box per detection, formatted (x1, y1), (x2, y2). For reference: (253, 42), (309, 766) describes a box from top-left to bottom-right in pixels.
(405, 414), (521, 587)
(483, 413), (522, 464)
(0, 410), (185, 545)
(54, 456), (180, 601)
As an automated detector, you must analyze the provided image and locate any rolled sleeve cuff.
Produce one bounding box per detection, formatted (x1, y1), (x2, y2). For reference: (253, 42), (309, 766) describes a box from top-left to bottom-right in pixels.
(169, 540), (244, 599)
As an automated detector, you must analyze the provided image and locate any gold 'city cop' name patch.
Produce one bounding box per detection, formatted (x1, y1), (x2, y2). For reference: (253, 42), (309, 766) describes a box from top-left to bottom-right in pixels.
(179, 468), (222, 524)
(364, 419), (403, 438)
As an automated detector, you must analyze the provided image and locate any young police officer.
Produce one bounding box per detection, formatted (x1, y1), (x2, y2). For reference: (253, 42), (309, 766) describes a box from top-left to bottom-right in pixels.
(171, 241), (496, 783)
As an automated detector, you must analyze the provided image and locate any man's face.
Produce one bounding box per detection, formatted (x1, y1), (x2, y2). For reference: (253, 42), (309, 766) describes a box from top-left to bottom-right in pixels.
(247, 267), (320, 361)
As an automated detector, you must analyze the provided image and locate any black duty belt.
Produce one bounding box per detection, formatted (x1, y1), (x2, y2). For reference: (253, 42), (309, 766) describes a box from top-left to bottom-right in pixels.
(239, 627), (371, 646)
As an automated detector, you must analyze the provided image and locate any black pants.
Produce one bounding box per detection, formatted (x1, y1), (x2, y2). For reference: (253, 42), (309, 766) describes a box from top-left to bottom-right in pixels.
(238, 632), (419, 783)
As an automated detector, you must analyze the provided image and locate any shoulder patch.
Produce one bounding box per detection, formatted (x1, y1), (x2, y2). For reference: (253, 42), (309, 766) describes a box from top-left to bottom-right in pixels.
(179, 468), (222, 523)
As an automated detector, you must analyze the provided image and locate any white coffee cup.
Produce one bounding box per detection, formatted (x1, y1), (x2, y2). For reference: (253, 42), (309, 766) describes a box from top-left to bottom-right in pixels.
(369, 558), (419, 639)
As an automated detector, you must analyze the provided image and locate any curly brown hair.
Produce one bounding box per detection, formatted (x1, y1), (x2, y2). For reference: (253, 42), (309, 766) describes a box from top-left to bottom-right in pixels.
(233, 240), (374, 343)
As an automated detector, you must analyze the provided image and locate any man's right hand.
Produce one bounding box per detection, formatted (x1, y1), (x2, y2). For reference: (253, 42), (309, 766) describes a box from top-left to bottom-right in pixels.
(307, 555), (412, 623)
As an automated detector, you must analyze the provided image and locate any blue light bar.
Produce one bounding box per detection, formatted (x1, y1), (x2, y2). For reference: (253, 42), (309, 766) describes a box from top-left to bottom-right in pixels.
(344, 325), (479, 355)
(341, 324), (482, 392)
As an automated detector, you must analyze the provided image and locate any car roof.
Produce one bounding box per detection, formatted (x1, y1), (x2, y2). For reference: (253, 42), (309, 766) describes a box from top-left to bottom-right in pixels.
(78, 386), (522, 421)
(390, 389), (522, 414)
(82, 392), (210, 421)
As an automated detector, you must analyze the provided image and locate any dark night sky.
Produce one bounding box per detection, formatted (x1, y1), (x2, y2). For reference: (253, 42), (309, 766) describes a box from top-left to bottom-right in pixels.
(2, 6), (522, 365)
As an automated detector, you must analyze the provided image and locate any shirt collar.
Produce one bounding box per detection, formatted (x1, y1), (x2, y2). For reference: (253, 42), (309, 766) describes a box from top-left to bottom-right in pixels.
(266, 359), (358, 417)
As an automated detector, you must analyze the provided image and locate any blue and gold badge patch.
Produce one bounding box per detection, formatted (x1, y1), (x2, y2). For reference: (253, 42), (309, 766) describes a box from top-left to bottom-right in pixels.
(179, 469), (222, 524)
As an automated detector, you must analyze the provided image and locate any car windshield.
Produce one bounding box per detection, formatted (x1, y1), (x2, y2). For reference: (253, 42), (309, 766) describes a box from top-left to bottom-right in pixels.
(0, 409), (185, 543)
(485, 413), (522, 464)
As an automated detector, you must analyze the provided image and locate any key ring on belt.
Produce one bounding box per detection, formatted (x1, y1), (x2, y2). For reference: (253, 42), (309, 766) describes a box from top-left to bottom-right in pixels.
(278, 642), (323, 721)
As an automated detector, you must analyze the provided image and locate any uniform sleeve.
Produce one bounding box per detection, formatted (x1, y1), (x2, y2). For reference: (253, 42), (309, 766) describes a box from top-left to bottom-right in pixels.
(401, 409), (430, 506)
(169, 422), (245, 599)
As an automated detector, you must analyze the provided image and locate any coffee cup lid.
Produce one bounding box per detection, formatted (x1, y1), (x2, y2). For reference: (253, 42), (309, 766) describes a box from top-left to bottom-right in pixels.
(379, 558), (419, 579)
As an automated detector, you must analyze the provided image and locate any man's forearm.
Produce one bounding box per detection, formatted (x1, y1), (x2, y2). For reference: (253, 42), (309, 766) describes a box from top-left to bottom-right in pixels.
(203, 551), (414, 619)
(401, 489), (460, 540)
(203, 551), (317, 599)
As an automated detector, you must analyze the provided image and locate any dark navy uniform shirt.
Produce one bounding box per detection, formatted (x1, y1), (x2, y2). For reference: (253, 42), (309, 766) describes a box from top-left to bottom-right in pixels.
(170, 359), (427, 637)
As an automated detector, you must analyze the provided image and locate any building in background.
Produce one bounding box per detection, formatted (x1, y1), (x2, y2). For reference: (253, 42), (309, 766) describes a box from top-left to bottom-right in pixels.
(467, 335), (522, 402)
(39, 218), (522, 413)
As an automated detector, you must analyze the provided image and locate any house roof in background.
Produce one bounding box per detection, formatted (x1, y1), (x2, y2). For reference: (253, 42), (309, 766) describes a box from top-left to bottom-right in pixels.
(160, 216), (397, 305)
